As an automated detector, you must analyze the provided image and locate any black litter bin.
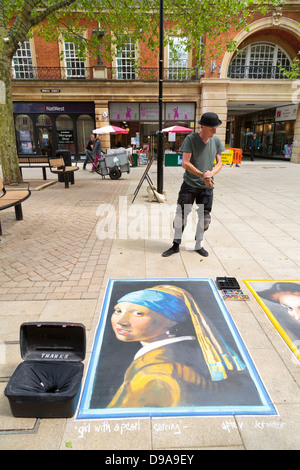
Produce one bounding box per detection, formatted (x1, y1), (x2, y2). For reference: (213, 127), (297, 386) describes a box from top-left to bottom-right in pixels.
(55, 150), (74, 184)
(5, 322), (86, 418)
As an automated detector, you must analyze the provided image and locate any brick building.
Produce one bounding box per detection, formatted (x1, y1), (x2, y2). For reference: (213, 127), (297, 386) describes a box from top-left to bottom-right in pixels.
(11, 1), (300, 163)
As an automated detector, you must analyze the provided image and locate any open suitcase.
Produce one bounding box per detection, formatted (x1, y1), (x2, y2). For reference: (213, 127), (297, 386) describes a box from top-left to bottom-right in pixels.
(5, 322), (86, 418)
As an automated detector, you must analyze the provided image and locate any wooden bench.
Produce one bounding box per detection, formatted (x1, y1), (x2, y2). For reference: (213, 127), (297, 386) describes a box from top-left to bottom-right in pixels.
(18, 155), (50, 180)
(0, 177), (31, 236)
(49, 158), (79, 188)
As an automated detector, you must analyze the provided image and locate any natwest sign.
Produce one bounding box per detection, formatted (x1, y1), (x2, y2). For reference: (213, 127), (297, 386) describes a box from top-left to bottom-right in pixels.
(13, 101), (95, 114)
(41, 105), (65, 112)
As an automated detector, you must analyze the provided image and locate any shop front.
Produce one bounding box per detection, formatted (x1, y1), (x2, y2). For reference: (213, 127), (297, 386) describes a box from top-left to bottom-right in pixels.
(109, 101), (195, 159)
(231, 104), (298, 159)
(13, 102), (95, 160)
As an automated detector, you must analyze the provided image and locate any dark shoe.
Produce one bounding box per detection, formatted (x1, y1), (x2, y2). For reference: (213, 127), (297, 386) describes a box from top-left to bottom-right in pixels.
(162, 243), (180, 257)
(195, 247), (209, 257)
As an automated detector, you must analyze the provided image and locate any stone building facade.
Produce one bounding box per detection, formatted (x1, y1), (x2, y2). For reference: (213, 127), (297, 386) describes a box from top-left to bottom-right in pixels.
(11, 1), (300, 163)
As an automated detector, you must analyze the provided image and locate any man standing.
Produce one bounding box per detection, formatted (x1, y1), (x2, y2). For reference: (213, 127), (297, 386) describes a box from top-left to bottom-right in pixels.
(162, 112), (225, 258)
(249, 134), (260, 161)
(83, 134), (95, 170)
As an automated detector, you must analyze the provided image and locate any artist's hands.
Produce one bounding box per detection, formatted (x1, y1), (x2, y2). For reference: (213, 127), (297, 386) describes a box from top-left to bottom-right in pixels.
(203, 170), (214, 188)
(204, 177), (215, 188)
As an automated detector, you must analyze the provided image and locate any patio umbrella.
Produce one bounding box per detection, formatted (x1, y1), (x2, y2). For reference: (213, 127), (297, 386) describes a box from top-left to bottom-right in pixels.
(162, 125), (193, 133)
(93, 125), (128, 134)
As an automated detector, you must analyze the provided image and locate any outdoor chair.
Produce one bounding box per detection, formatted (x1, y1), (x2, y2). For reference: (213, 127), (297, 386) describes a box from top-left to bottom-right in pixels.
(48, 158), (79, 188)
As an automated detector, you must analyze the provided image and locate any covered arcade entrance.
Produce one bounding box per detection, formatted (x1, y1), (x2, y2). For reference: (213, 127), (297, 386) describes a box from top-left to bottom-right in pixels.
(226, 102), (298, 160)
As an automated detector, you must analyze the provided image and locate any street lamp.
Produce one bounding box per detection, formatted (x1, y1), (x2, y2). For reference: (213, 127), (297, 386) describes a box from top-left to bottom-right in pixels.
(92, 30), (105, 65)
(157, 0), (164, 194)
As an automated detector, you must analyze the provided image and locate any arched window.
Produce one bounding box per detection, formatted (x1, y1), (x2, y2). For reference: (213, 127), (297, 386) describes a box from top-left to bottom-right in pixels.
(15, 114), (35, 153)
(228, 43), (292, 79)
(56, 114), (75, 152)
(76, 115), (94, 153)
(37, 114), (52, 126)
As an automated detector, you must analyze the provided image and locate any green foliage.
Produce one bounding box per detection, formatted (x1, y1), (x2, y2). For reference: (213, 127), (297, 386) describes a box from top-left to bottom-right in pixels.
(279, 58), (300, 79)
(1, 0), (287, 63)
(0, 0), (287, 183)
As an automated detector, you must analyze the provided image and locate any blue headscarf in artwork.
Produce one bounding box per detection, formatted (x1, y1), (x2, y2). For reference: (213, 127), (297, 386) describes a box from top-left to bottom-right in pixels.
(117, 288), (189, 323)
(117, 285), (246, 381)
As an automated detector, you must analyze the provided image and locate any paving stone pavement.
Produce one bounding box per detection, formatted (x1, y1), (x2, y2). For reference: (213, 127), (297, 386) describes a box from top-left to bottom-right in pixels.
(0, 159), (300, 450)
(0, 170), (125, 301)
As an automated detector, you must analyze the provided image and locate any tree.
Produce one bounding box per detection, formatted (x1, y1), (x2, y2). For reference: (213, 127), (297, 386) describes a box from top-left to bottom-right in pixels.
(0, 0), (284, 183)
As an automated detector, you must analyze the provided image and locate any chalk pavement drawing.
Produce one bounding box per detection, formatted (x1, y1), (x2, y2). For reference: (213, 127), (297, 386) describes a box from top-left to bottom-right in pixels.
(77, 278), (275, 419)
(245, 280), (300, 362)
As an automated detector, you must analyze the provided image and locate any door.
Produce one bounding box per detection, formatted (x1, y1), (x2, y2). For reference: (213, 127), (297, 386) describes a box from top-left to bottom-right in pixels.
(36, 114), (53, 156)
(37, 127), (53, 156)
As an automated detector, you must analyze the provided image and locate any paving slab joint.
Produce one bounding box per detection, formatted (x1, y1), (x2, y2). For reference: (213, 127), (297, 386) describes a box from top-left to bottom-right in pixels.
(0, 418), (40, 435)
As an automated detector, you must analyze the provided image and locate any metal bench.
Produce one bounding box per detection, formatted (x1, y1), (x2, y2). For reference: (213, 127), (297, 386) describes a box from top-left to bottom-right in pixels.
(18, 155), (50, 180)
(48, 158), (79, 188)
(0, 177), (31, 236)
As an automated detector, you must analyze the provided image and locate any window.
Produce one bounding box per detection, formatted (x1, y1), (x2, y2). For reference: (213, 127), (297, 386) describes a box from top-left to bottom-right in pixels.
(228, 43), (292, 79)
(56, 114), (75, 152)
(12, 39), (34, 79)
(117, 38), (136, 79)
(76, 115), (94, 153)
(168, 37), (188, 80)
(64, 41), (86, 79)
(15, 115), (35, 153)
(37, 114), (52, 126)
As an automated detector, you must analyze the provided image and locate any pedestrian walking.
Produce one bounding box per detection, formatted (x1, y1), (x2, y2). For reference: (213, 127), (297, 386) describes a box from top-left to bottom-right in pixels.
(83, 134), (95, 169)
(91, 135), (105, 172)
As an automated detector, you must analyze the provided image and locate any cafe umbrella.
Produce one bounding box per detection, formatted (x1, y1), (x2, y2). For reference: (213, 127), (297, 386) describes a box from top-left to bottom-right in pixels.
(162, 125), (193, 133)
(93, 125), (128, 134)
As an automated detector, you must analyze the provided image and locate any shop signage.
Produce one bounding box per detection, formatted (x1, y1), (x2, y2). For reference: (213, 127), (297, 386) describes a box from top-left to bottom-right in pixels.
(109, 102), (139, 121)
(40, 89), (61, 93)
(58, 130), (74, 143)
(13, 102), (95, 114)
(109, 102), (195, 122)
(19, 129), (33, 153)
(140, 103), (162, 121)
(165, 102), (195, 121)
(275, 104), (298, 122)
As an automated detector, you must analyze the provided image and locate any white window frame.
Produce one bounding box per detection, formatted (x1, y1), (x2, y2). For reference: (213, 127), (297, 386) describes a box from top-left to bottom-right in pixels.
(117, 37), (136, 80)
(168, 37), (188, 80)
(229, 42), (292, 79)
(64, 40), (86, 79)
(12, 39), (34, 79)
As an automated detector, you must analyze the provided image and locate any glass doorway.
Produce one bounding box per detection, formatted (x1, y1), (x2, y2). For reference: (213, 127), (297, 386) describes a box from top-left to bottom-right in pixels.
(37, 126), (52, 156)
(36, 114), (53, 156)
(140, 122), (158, 157)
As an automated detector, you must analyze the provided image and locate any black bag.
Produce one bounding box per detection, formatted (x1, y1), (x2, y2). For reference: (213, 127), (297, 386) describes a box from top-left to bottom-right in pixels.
(5, 322), (86, 418)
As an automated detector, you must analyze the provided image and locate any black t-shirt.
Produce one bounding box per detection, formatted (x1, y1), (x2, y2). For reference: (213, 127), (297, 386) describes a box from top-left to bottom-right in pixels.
(86, 139), (93, 151)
